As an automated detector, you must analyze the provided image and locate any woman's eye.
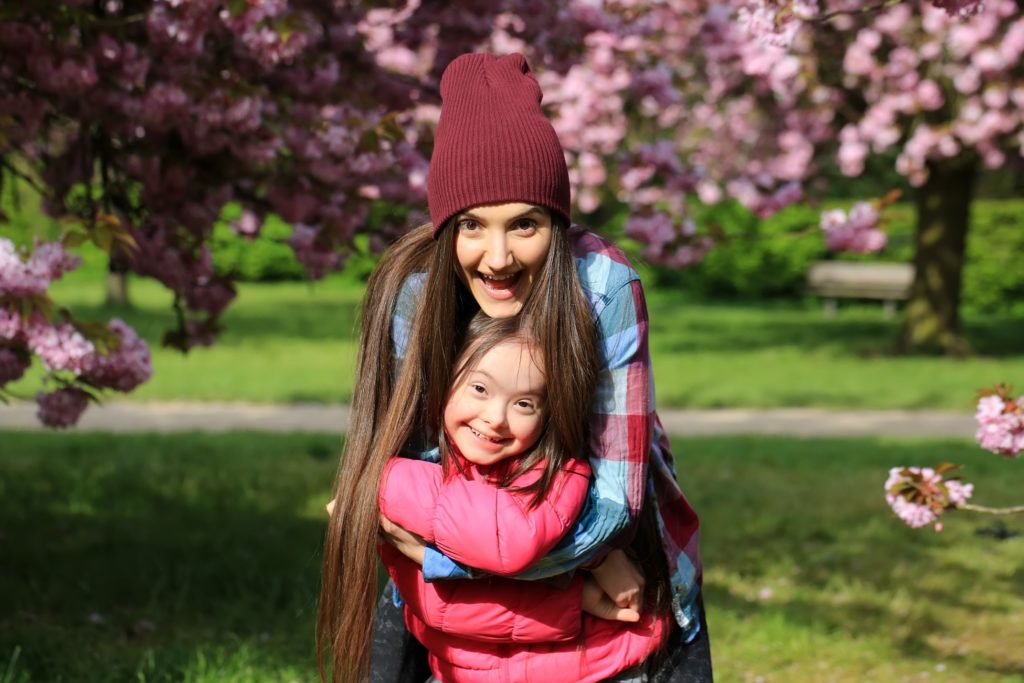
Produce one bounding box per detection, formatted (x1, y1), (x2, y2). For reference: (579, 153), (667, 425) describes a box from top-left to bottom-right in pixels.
(457, 219), (480, 232)
(511, 219), (537, 232)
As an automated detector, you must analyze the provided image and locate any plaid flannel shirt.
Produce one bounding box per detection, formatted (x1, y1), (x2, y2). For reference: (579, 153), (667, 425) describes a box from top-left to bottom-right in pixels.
(390, 227), (702, 637)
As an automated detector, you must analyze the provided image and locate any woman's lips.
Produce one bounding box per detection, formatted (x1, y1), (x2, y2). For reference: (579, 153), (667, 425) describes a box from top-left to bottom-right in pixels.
(477, 272), (521, 300)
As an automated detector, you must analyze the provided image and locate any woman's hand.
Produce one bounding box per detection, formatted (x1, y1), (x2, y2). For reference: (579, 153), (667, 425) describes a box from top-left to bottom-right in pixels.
(582, 574), (640, 622)
(590, 548), (645, 614)
(380, 513), (428, 566)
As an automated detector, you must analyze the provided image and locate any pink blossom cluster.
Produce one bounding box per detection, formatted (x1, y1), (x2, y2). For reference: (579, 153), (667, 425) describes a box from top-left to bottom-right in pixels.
(885, 466), (974, 529)
(36, 387), (90, 429)
(25, 319), (96, 375)
(0, 238), (81, 297)
(819, 202), (887, 253)
(0, 347), (29, 385)
(1, 303), (153, 427)
(286, 224), (346, 280)
(975, 390), (1024, 457)
(218, 1), (322, 69)
(625, 212), (715, 268)
(735, 1), (819, 51)
(81, 319), (153, 393)
(0, 238), (152, 427)
(834, 0), (1024, 187)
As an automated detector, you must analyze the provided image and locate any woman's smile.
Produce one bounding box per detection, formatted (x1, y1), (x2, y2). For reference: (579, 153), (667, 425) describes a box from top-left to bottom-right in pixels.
(476, 271), (523, 299)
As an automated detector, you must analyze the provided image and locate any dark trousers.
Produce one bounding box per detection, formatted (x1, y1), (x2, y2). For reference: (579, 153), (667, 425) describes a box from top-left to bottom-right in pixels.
(370, 583), (713, 683)
(648, 597), (713, 683)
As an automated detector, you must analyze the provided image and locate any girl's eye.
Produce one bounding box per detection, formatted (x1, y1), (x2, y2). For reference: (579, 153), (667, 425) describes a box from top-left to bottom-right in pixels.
(515, 399), (535, 410)
(470, 383), (486, 395)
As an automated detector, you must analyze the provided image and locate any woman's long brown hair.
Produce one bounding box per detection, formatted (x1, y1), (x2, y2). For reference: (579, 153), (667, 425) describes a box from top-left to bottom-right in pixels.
(317, 216), (599, 682)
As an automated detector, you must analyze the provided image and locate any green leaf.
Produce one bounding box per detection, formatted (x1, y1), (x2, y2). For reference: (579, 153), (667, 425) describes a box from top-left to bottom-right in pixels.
(62, 230), (89, 249)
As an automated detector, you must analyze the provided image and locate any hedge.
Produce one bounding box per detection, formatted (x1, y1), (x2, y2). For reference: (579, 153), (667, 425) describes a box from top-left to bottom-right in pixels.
(634, 198), (1024, 312)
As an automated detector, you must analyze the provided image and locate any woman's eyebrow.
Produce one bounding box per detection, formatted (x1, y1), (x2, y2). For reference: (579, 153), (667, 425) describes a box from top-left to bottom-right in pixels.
(459, 206), (545, 223)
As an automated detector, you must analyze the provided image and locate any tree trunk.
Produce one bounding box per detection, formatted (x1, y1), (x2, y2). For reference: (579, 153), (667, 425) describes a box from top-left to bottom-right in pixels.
(105, 261), (131, 308)
(898, 159), (977, 356)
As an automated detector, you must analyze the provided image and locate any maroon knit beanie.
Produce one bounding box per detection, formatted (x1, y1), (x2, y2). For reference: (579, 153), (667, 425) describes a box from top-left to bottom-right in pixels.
(427, 53), (571, 236)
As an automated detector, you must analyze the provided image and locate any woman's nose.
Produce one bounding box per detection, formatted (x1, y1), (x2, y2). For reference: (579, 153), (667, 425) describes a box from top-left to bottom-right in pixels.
(483, 231), (513, 270)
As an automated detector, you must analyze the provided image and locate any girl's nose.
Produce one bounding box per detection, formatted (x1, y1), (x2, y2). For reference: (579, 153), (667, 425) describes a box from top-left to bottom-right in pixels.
(482, 401), (508, 429)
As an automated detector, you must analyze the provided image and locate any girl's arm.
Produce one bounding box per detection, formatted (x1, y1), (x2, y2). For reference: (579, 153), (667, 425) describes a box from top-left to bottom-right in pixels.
(378, 456), (591, 576)
(420, 275), (654, 581)
(380, 542), (584, 643)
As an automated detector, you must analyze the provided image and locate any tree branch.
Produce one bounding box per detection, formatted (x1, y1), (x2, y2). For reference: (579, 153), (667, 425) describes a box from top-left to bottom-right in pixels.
(813, 0), (903, 23)
(959, 503), (1024, 515)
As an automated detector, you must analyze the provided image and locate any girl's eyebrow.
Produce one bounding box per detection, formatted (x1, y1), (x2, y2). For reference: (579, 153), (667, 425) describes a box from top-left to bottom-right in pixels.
(459, 206), (546, 223)
(468, 368), (546, 396)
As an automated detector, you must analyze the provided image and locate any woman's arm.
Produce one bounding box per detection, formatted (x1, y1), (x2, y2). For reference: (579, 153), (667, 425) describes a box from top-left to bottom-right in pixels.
(378, 456), (592, 576)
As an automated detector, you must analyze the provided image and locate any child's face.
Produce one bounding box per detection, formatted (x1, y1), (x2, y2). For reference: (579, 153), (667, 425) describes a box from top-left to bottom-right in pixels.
(443, 339), (546, 467)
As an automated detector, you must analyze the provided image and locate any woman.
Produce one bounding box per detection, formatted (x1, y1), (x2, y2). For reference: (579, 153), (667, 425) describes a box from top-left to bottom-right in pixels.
(319, 52), (710, 683)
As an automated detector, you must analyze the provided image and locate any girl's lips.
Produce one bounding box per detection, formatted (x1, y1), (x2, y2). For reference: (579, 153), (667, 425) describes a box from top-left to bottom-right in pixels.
(466, 425), (507, 451)
(476, 272), (521, 300)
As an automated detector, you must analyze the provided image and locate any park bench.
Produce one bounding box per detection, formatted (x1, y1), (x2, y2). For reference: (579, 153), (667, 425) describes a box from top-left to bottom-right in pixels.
(806, 260), (915, 318)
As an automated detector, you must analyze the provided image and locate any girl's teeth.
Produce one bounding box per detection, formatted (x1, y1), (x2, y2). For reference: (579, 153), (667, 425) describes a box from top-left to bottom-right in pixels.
(471, 427), (499, 442)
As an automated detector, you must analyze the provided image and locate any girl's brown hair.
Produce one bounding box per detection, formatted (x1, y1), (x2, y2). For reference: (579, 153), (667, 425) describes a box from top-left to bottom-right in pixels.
(317, 215), (598, 682)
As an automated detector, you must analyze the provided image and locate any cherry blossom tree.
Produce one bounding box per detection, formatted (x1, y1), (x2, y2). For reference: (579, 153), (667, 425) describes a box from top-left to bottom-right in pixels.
(519, 0), (1022, 355)
(0, 0), (468, 424)
(1, 0), (1011, 426)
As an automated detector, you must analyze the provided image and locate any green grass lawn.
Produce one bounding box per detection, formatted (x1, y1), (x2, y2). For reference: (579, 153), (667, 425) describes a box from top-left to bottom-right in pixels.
(1, 432), (1022, 682)
(11, 250), (1021, 409)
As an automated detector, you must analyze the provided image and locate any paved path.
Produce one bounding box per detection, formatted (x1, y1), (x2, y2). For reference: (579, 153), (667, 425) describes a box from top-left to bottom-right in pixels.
(0, 401), (977, 438)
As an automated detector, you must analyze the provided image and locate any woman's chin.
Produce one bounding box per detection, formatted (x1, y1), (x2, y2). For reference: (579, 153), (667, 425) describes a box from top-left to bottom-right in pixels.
(470, 282), (527, 318)
(474, 297), (524, 319)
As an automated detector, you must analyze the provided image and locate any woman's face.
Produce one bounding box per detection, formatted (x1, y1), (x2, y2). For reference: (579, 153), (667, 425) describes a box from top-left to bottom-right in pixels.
(452, 202), (553, 318)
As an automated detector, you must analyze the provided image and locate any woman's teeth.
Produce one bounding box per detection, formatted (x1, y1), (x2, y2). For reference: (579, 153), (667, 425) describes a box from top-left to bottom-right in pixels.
(480, 272), (519, 289)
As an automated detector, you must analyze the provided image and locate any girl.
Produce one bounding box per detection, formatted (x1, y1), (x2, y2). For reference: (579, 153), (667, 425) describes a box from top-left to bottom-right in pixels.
(319, 52), (710, 683)
(377, 312), (671, 683)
